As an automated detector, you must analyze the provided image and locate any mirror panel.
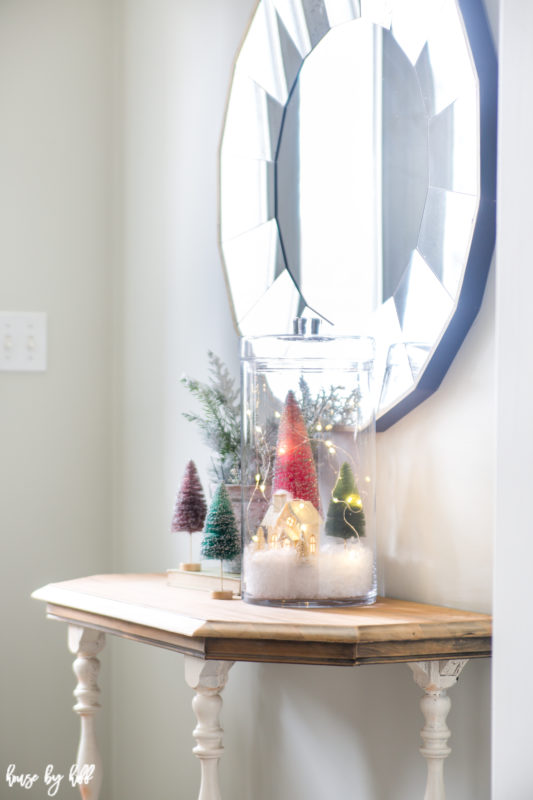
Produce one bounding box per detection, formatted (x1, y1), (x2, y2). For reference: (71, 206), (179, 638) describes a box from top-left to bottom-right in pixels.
(418, 188), (478, 297)
(323, 0), (361, 28)
(276, 20), (381, 324)
(394, 250), (454, 343)
(220, 0), (497, 429)
(360, 0), (393, 27)
(238, 269), (303, 336)
(220, 157), (275, 242)
(222, 220), (285, 323)
(223, 72), (279, 161)
(382, 25), (429, 301)
(271, 0), (313, 55)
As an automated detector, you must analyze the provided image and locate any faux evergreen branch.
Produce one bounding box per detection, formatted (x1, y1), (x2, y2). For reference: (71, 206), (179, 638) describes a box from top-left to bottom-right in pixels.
(298, 376), (361, 432)
(181, 352), (241, 484)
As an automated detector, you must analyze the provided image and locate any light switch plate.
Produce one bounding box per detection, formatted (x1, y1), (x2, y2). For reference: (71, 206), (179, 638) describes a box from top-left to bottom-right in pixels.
(0, 312), (47, 372)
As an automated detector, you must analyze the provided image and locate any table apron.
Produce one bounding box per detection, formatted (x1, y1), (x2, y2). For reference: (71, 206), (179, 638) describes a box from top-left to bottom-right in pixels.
(46, 604), (491, 666)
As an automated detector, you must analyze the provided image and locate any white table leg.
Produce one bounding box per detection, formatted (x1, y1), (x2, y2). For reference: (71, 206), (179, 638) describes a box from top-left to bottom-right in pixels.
(408, 659), (468, 800)
(68, 626), (105, 800)
(184, 657), (234, 800)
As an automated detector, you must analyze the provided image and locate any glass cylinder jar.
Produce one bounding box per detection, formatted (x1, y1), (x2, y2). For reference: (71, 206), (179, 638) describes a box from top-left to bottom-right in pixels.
(241, 332), (376, 607)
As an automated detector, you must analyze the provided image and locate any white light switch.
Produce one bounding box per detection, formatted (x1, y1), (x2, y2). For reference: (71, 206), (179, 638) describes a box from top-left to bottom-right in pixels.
(0, 312), (47, 372)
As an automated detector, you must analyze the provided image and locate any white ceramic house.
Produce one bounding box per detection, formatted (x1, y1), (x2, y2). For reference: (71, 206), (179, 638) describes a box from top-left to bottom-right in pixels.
(260, 489), (293, 530)
(266, 499), (322, 556)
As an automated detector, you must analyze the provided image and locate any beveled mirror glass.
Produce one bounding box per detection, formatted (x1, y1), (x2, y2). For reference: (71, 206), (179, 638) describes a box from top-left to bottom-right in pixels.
(219, 0), (496, 430)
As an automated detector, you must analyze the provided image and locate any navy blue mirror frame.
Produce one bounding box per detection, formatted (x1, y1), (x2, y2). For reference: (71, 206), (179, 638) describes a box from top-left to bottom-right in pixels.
(377, 0), (497, 431)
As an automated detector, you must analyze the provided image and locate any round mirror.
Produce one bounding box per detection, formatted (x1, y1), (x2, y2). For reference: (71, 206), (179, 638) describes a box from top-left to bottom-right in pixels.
(219, 0), (496, 430)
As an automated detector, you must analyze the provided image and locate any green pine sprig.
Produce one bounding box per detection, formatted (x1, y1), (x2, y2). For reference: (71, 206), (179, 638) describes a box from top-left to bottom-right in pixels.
(181, 352), (241, 484)
(297, 376), (361, 433)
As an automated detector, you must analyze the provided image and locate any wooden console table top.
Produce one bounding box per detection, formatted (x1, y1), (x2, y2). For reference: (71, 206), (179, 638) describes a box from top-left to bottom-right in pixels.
(32, 573), (491, 667)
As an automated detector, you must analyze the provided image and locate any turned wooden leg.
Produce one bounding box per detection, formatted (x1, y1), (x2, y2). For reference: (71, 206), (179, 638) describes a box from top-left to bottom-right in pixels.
(409, 659), (468, 800)
(68, 626), (105, 800)
(184, 657), (234, 800)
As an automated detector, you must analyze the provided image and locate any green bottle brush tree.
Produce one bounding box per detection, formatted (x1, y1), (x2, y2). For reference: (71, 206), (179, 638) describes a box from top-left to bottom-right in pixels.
(325, 461), (366, 543)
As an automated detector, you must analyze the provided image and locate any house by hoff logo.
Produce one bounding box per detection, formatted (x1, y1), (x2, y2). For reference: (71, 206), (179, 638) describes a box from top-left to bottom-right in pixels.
(5, 764), (95, 796)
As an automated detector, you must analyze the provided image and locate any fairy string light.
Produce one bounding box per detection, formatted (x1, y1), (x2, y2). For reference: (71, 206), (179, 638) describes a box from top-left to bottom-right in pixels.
(244, 381), (368, 539)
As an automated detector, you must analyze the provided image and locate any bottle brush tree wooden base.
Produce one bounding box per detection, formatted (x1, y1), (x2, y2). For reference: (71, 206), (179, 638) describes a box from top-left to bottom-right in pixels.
(179, 562), (202, 572)
(211, 589), (234, 600)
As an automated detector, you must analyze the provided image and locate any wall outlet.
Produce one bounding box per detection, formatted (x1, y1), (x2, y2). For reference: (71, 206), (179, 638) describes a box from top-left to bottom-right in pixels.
(0, 312), (47, 372)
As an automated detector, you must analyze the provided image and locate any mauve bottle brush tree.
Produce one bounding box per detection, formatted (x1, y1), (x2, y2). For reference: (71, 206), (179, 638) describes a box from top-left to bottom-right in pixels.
(171, 460), (207, 571)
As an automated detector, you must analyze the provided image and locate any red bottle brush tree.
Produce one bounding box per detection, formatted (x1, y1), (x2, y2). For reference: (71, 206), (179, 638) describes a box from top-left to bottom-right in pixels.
(171, 460), (207, 565)
(272, 390), (319, 510)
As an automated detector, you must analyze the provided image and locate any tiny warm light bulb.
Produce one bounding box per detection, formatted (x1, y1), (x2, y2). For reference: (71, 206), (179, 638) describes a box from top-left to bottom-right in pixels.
(274, 410), (281, 418)
(301, 524), (307, 531)
(325, 424), (333, 431)
(347, 495), (353, 504)
(325, 440), (332, 447)
(255, 473), (261, 483)
(299, 502), (304, 509)
(246, 409), (252, 416)
(279, 446), (286, 455)
(260, 484), (266, 493)
(365, 476), (371, 483)
(252, 535), (258, 542)
(255, 425), (262, 433)
(316, 423), (322, 431)
(328, 446), (336, 454)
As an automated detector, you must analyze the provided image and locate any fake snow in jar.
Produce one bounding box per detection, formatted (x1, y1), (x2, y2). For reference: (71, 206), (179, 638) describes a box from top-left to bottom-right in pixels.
(241, 323), (376, 607)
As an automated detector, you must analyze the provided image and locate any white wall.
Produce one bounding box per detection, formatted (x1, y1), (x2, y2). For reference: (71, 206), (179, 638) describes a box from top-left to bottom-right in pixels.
(0, 0), (499, 798)
(109, 1), (248, 797)
(0, 0), (113, 794)
(493, 1), (533, 797)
